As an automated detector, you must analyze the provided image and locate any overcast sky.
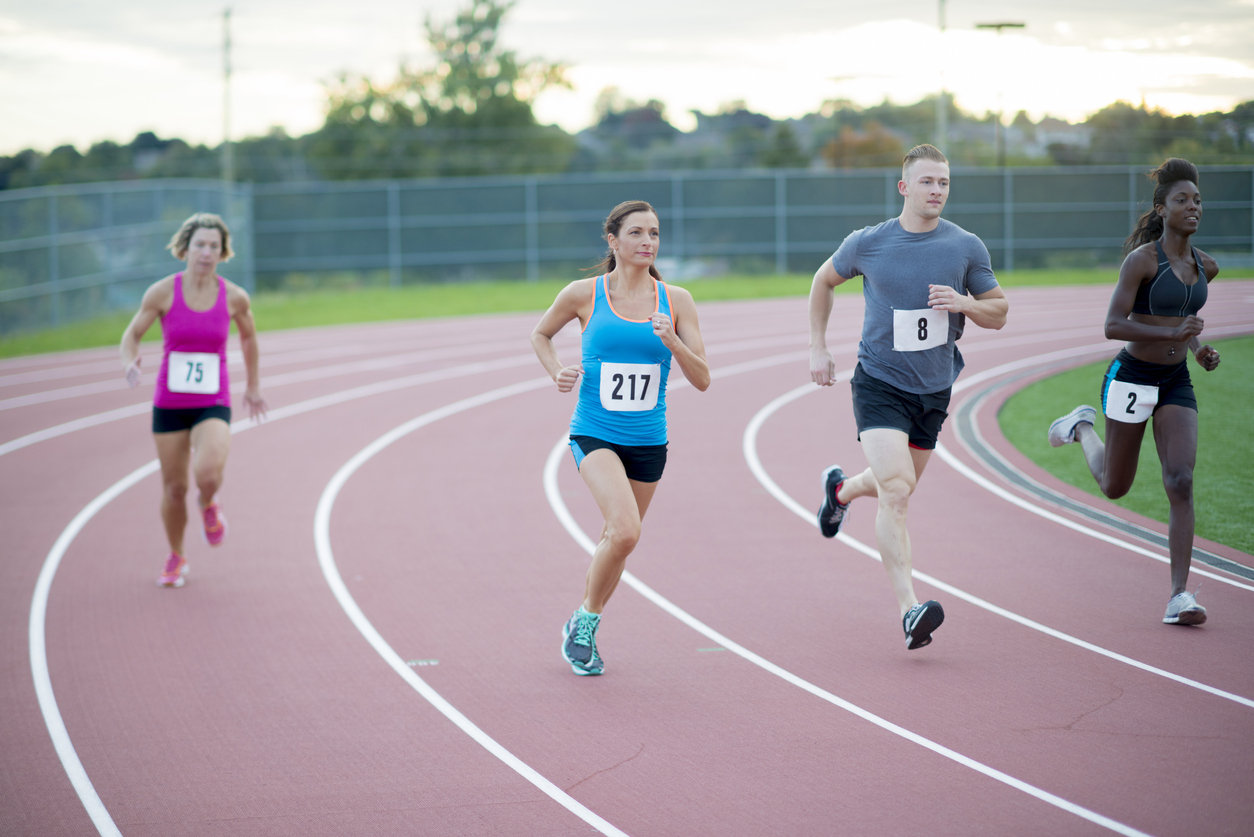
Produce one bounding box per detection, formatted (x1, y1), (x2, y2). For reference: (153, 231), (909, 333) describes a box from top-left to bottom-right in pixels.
(3, 0), (1253, 155)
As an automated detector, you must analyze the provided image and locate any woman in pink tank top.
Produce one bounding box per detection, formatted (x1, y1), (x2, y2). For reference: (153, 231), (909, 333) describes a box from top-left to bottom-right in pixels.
(120, 213), (267, 588)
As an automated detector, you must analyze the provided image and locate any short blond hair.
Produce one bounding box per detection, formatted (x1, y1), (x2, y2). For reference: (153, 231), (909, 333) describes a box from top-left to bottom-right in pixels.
(902, 144), (948, 179)
(167, 212), (233, 261)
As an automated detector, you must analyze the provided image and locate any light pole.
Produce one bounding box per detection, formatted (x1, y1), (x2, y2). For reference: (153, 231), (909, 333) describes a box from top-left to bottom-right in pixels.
(222, 7), (234, 185)
(935, 0), (947, 153)
(975, 21), (1024, 167)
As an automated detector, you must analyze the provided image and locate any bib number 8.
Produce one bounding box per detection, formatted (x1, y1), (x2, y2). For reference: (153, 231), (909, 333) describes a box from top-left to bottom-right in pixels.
(600, 362), (662, 412)
(893, 308), (947, 352)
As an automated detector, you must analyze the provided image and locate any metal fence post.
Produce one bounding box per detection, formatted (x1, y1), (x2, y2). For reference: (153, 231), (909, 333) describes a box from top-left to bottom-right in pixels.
(671, 175), (685, 266)
(1250, 169), (1253, 263)
(48, 193), (60, 327)
(524, 178), (539, 281)
(387, 182), (402, 288)
(1128, 166), (1140, 234)
(775, 172), (788, 275)
(242, 183), (256, 293)
(884, 171), (896, 220)
(1003, 169), (1014, 273)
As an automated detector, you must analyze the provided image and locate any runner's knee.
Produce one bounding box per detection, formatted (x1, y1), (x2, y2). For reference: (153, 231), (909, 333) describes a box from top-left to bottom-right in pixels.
(1162, 467), (1193, 503)
(877, 476), (914, 512)
(605, 518), (641, 555)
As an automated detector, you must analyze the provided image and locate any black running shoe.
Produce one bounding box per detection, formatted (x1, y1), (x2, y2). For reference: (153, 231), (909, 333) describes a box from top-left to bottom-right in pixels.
(903, 600), (944, 650)
(817, 465), (850, 538)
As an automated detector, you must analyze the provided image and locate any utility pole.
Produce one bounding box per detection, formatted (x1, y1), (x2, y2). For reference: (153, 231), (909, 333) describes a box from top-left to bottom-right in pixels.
(975, 22), (1024, 167)
(935, 0), (947, 153)
(222, 7), (234, 185)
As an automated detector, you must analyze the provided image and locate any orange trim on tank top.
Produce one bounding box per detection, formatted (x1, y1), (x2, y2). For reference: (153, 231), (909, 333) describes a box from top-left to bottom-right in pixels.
(602, 275), (660, 323)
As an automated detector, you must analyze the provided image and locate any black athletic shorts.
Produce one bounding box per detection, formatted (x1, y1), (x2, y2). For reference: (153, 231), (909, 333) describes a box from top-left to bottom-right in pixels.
(1101, 348), (1196, 419)
(569, 435), (668, 483)
(849, 363), (951, 451)
(153, 405), (232, 434)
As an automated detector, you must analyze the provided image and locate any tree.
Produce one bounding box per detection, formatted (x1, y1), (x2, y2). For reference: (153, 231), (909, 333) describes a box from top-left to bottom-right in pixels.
(821, 122), (904, 168)
(306, 0), (576, 178)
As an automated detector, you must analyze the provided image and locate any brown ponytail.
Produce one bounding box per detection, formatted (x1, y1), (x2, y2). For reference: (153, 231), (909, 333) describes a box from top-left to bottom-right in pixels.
(1124, 158), (1199, 255)
(587, 200), (663, 281)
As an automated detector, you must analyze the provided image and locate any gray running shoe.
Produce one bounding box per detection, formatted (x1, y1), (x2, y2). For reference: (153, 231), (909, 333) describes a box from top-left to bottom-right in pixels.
(562, 609), (604, 675)
(903, 600), (945, 650)
(1048, 405), (1097, 447)
(818, 465), (850, 538)
(1163, 590), (1207, 626)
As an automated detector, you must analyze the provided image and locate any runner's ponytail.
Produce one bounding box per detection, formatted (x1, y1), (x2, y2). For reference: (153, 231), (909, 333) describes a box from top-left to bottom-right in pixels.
(1123, 158), (1200, 255)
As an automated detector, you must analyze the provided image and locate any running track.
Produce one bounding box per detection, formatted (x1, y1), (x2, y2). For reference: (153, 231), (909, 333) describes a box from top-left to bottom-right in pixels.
(3, 283), (1253, 836)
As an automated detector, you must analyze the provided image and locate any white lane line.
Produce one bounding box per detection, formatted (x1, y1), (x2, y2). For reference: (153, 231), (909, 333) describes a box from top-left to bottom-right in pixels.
(0, 324), (780, 456)
(0, 353), (538, 459)
(26, 360), (557, 836)
(314, 377), (629, 837)
(541, 437), (1153, 837)
(743, 379), (1254, 709)
(0, 337), (535, 411)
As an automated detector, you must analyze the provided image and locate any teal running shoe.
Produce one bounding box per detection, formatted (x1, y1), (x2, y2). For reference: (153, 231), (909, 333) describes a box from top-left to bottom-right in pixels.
(562, 609), (604, 675)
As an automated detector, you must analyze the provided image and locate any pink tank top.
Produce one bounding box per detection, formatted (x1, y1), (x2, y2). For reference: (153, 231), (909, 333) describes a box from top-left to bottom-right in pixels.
(154, 273), (231, 409)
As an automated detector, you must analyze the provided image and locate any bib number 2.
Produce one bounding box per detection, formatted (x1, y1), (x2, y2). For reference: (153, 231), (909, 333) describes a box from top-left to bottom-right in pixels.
(1104, 381), (1158, 424)
(892, 308), (947, 352)
(600, 362), (662, 412)
(167, 351), (221, 394)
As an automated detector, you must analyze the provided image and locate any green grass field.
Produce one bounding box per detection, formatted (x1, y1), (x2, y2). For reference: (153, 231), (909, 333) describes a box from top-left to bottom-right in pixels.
(2, 267), (1221, 360)
(998, 336), (1254, 555)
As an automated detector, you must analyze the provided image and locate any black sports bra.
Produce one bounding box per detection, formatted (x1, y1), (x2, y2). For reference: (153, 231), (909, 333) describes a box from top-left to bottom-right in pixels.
(1131, 239), (1207, 317)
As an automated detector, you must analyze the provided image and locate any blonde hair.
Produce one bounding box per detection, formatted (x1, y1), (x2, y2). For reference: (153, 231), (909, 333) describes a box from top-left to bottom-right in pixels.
(902, 144), (948, 179)
(166, 212), (233, 261)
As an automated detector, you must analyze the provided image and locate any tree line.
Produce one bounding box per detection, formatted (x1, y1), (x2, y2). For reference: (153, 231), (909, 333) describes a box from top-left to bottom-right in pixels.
(4, 0), (1253, 191)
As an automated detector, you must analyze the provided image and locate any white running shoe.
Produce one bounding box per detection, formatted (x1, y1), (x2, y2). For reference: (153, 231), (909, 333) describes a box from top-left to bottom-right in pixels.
(1163, 590), (1207, 626)
(1048, 405), (1097, 448)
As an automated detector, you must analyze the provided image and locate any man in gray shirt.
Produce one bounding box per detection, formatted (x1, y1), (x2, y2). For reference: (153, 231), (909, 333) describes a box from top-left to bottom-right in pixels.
(808, 144), (1009, 650)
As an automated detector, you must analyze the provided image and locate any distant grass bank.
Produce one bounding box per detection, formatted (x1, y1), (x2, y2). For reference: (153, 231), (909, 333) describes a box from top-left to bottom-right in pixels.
(998, 336), (1254, 555)
(2, 268), (1250, 360)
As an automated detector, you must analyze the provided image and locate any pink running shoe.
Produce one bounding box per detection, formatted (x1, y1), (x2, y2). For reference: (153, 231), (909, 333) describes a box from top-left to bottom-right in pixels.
(158, 553), (188, 588)
(201, 502), (227, 546)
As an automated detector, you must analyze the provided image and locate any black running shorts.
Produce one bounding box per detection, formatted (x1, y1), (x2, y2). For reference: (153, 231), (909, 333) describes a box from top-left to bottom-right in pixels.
(849, 363), (951, 451)
(1100, 348), (1196, 419)
(153, 405), (232, 434)
(569, 435), (668, 483)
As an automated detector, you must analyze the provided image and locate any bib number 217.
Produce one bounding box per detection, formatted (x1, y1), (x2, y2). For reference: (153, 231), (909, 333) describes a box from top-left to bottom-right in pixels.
(599, 362), (662, 412)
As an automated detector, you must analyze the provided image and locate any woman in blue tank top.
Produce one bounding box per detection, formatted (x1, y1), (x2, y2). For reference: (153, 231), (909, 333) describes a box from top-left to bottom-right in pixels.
(1047, 158), (1221, 627)
(531, 200), (710, 675)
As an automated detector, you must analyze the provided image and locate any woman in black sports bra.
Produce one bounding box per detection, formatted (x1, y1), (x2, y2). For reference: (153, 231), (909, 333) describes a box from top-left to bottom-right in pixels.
(1048, 158), (1220, 627)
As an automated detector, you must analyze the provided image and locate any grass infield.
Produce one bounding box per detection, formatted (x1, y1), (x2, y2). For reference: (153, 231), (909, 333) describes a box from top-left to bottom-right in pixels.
(998, 336), (1254, 556)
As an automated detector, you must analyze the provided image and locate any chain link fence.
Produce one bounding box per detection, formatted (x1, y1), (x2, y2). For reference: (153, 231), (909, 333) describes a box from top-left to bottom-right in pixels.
(2, 166), (1251, 334)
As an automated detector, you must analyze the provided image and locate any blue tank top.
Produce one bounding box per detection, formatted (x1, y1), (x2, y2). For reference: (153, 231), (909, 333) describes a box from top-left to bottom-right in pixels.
(569, 275), (674, 446)
(1131, 240), (1207, 317)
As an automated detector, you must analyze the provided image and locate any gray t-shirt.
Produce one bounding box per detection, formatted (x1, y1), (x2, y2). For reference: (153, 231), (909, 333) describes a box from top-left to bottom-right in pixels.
(831, 217), (998, 394)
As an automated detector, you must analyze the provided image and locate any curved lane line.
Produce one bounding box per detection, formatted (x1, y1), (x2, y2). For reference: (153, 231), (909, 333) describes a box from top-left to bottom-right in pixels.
(743, 378), (1254, 709)
(541, 436), (1152, 837)
(28, 360), (554, 836)
(312, 377), (630, 837)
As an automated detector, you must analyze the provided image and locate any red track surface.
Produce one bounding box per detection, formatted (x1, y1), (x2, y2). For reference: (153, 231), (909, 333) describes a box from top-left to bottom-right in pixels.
(3, 284), (1252, 836)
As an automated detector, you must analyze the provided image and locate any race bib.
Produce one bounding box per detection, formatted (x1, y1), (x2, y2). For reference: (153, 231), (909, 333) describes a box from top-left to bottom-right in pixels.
(167, 351), (221, 394)
(599, 362), (662, 412)
(892, 308), (948, 352)
(1105, 381), (1158, 424)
